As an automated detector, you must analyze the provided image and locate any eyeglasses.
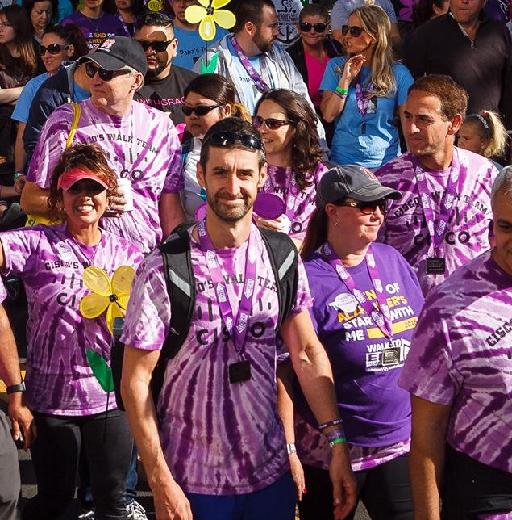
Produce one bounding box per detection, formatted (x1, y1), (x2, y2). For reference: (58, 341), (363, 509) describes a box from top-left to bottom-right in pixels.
(39, 43), (69, 55)
(182, 104), (221, 116)
(136, 39), (175, 52)
(252, 115), (292, 130)
(336, 198), (387, 215)
(85, 62), (132, 81)
(67, 180), (106, 194)
(299, 22), (327, 33)
(341, 25), (365, 37)
(204, 131), (263, 151)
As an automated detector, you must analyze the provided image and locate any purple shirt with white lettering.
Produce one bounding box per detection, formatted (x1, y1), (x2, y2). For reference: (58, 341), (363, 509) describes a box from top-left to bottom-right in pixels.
(122, 223), (312, 494)
(27, 99), (183, 254)
(62, 12), (129, 49)
(260, 162), (327, 241)
(376, 147), (497, 295)
(0, 224), (143, 415)
(400, 251), (512, 474)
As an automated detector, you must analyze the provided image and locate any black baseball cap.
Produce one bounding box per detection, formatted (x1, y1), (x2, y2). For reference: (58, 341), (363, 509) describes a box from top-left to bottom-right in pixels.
(85, 36), (148, 75)
(316, 165), (401, 208)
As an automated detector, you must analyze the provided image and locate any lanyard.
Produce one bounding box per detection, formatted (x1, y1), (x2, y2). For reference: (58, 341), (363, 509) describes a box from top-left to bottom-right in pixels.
(321, 242), (393, 338)
(197, 219), (257, 355)
(230, 35), (269, 94)
(414, 150), (465, 253)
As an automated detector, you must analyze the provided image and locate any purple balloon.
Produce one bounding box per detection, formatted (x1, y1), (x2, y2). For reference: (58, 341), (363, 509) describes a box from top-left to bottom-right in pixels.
(253, 193), (285, 220)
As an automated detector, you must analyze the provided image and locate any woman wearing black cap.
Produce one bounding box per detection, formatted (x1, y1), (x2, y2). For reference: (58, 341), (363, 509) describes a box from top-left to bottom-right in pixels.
(294, 165), (425, 520)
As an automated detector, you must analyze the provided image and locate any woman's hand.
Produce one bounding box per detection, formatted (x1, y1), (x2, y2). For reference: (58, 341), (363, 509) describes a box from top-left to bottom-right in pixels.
(289, 452), (306, 501)
(340, 55), (366, 86)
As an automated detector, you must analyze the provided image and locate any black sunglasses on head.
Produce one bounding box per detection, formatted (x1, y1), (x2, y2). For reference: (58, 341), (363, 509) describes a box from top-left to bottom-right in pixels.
(136, 39), (174, 52)
(85, 62), (132, 81)
(204, 131), (263, 151)
(252, 115), (292, 130)
(342, 25), (365, 37)
(39, 43), (69, 55)
(182, 104), (221, 116)
(335, 198), (387, 215)
(299, 22), (327, 33)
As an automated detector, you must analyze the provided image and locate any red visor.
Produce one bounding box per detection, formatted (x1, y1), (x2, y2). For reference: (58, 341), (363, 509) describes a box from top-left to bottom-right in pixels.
(57, 168), (109, 192)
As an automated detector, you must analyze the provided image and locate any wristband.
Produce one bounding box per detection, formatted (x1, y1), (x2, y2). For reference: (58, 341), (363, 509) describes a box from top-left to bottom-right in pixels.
(286, 442), (297, 455)
(14, 172), (23, 180)
(335, 86), (348, 97)
(318, 418), (343, 431)
(6, 382), (26, 394)
(329, 437), (346, 448)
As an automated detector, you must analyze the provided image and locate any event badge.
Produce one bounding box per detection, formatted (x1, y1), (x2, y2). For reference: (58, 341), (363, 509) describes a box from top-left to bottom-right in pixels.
(426, 257), (446, 275)
(228, 360), (252, 384)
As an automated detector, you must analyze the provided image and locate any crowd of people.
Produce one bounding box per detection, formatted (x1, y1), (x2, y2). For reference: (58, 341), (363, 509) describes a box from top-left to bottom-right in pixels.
(0, 0), (511, 519)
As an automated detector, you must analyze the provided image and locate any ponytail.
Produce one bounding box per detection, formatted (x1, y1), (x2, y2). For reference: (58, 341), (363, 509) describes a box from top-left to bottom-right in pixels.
(301, 207), (328, 259)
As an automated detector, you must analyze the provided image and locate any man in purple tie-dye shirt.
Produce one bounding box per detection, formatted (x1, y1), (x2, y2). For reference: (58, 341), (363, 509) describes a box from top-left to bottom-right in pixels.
(399, 167), (512, 519)
(121, 118), (357, 520)
(377, 75), (498, 295)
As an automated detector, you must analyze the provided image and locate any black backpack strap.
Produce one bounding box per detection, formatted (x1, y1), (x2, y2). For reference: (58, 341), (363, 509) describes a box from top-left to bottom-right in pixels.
(258, 227), (299, 329)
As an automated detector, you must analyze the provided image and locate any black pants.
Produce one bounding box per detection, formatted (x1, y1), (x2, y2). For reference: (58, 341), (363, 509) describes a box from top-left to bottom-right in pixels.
(22, 409), (133, 520)
(0, 411), (20, 520)
(298, 455), (413, 520)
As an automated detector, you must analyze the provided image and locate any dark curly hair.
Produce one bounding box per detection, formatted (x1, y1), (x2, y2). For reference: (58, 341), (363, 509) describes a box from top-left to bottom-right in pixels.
(44, 23), (89, 60)
(254, 89), (324, 190)
(48, 144), (118, 222)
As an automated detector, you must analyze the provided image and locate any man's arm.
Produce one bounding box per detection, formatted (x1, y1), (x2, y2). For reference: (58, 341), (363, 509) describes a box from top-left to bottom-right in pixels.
(159, 192), (185, 238)
(409, 395), (451, 520)
(20, 181), (50, 217)
(121, 346), (193, 520)
(281, 310), (356, 520)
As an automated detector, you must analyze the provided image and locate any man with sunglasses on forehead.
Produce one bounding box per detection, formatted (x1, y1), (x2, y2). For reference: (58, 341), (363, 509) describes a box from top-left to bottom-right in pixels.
(134, 12), (197, 127)
(376, 74), (498, 296)
(23, 36), (185, 253)
(120, 117), (356, 520)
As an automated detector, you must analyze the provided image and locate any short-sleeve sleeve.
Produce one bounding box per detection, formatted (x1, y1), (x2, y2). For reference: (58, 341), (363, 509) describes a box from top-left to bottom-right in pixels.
(0, 228), (42, 278)
(395, 63), (414, 106)
(290, 257), (313, 316)
(320, 58), (344, 92)
(11, 75), (46, 124)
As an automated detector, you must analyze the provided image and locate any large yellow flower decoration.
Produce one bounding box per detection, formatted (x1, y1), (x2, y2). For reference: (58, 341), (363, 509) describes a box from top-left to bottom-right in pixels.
(79, 266), (135, 334)
(185, 0), (236, 41)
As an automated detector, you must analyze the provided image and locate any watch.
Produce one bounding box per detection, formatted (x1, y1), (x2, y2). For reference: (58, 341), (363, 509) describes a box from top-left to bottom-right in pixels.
(6, 382), (26, 394)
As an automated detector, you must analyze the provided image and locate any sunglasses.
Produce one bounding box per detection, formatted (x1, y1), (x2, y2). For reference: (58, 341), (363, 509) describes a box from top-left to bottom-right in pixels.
(299, 22), (327, 33)
(204, 131), (263, 151)
(336, 198), (387, 215)
(85, 62), (132, 81)
(136, 39), (174, 52)
(39, 43), (69, 55)
(341, 25), (365, 37)
(182, 104), (221, 116)
(67, 180), (106, 194)
(252, 115), (292, 130)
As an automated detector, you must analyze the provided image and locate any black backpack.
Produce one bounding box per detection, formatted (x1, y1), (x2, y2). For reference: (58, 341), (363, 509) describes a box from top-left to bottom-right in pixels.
(112, 224), (299, 411)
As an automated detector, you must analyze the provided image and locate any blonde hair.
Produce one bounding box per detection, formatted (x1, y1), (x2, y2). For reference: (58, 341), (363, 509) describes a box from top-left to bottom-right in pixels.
(464, 110), (508, 159)
(350, 4), (396, 97)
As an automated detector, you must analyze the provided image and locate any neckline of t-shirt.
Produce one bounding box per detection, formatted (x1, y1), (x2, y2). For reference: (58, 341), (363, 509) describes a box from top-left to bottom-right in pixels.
(190, 225), (251, 257)
(409, 153), (454, 178)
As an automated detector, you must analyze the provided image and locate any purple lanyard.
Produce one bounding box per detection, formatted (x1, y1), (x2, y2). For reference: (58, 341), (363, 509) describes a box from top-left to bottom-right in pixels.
(321, 242), (393, 338)
(414, 150), (466, 253)
(230, 35), (269, 94)
(197, 220), (257, 355)
(355, 81), (374, 117)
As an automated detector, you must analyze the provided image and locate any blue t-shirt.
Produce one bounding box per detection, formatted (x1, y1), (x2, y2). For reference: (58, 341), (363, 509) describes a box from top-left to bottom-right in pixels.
(320, 57), (413, 168)
(11, 73), (49, 124)
(173, 25), (228, 71)
(298, 243), (424, 447)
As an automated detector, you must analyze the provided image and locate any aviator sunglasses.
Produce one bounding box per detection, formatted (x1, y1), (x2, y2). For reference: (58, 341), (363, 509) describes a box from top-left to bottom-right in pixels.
(341, 25), (365, 37)
(299, 21), (327, 33)
(182, 104), (221, 116)
(85, 62), (132, 81)
(39, 43), (69, 55)
(136, 39), (175, 52)
(336, 198), (387, 215)
(252, 115), (293, 130)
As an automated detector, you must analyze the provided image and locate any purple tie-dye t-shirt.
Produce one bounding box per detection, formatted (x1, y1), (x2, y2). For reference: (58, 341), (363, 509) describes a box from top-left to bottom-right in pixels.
(27, 99), (183, 253)
(376, 148), (497, 295)
(122, 223), (312, 494)
(0, 224), (143, 416)
(259, 162), (327, 241)
(400, 251), (512, 474)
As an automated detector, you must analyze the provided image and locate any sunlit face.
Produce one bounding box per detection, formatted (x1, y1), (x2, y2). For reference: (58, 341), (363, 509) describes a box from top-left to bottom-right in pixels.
(343, 13), (375, 55)
(197, 146), (267, 222)
(492, 188), (512, 276)
(40, 32), (74, 74)
(135, 25), (176, 79)
(253, 4), (279, 53)
(61, 179), (108, 226)
(0, 14), (15, 45)
(31, 0), (52, 33)
(403, 90), (457, 157)
(458, 121), (487, 155)
(450, 0), (485, 24)
(88, 63), (141, 108)
(170, 0), (198, 24)
(298, 14), (328, 47)
(184, 91), (228, 139)
(255, 99), (296, 158)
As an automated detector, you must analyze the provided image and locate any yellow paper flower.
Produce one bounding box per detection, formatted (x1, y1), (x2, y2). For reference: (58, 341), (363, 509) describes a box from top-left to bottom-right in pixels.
(79, 265), (136, 334)
(185, 0), (235, 41)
